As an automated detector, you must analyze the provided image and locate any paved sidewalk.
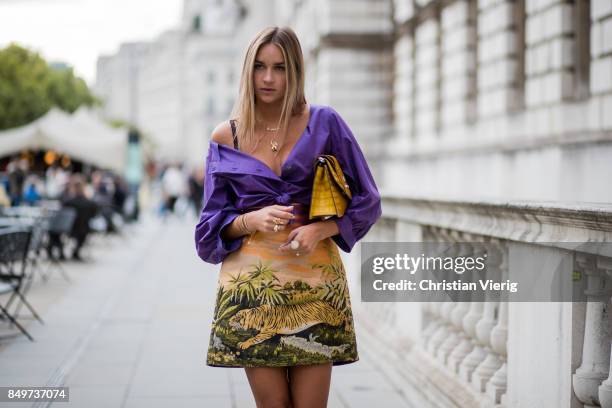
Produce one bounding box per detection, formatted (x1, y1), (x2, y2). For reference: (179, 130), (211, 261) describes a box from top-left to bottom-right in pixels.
(0, 215), (410, 408)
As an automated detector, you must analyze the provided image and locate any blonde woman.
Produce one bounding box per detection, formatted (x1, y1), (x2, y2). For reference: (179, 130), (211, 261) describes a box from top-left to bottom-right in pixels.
(195, 26), (382, 408)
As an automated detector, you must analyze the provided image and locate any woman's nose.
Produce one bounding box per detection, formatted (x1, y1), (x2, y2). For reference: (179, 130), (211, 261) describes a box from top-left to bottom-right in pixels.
(263, 68), (273, 82)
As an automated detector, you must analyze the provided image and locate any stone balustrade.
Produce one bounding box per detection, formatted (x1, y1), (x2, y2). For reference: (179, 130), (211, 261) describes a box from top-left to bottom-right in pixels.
(350, 196), (612, 407)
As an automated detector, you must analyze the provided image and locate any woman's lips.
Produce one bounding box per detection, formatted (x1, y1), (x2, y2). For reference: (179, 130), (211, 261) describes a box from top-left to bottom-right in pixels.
(260, 88), (275, 93)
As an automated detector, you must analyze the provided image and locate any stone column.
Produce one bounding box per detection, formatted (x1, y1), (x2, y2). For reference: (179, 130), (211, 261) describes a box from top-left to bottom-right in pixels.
(599, 256), (612, 408)
(573, 254), (612, 408)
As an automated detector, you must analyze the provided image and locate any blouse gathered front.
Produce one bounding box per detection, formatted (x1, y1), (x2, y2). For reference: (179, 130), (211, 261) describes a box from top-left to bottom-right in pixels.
(195, 104), (382, 265)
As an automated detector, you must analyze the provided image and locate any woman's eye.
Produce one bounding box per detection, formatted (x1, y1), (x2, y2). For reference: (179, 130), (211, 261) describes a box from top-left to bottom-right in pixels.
(254, 64), (263, 70)
(275, 66), (285, 71)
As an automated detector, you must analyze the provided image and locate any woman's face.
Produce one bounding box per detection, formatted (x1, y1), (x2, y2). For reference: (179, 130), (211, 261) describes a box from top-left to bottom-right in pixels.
(253, 43), (286, 105)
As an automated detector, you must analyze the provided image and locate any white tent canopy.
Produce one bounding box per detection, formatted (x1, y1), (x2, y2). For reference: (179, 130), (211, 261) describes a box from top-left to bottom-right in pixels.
(0, 107), (127, 172)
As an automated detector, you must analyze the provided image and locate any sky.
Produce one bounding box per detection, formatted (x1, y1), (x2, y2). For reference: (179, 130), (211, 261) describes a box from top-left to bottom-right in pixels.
(0, 0), (184, 85)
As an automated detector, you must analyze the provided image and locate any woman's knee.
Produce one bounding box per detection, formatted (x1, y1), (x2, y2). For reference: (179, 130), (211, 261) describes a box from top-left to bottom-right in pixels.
(245, 367), (292, 408)
(254, 396), (292, 408)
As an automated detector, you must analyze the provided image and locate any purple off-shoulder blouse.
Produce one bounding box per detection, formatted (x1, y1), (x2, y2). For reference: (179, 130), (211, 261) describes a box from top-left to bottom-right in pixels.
(194, 104), (382, 264)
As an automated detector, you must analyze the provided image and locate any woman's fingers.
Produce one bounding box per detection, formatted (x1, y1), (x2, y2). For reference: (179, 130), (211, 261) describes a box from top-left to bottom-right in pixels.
(272, 205), (294, 215)
(271, 208), (294, 219)
(266, 206), (294, 226)
(269, 212), (293, 225)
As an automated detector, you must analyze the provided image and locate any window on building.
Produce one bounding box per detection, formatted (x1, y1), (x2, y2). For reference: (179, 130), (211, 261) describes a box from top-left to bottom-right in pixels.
(192, 15), (201, 33)
(573, 0), (590, 100)
(434, 7), (442, 135)
(466, 0), (478, 123)
(510, 0), (526, 112)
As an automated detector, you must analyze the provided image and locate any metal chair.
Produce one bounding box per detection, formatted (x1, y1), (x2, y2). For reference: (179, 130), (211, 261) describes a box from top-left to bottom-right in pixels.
(41, 207), (77, 282)
(11, 214), (52, 319)
(0, 227), (40, 341)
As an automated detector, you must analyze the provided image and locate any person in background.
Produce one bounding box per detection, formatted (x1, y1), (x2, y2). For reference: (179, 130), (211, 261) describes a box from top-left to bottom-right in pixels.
(161, 164), (186, 215)
(61, 174), (99, 261)
(7, 158), (27, 206)
(45, 164), (69, 199)
(112, 175), (128, 220)
(22, 175), (43, 206)
(90, 171), (117, 233)
(0, 182), (10, 208)
(187, 166), (204, 217)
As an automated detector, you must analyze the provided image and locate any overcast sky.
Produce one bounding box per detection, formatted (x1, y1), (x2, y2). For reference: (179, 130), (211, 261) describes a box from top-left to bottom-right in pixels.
(0, 0), (184, 85)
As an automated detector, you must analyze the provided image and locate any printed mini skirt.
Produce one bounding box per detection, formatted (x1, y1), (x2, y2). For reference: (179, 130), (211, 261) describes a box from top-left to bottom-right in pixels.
(206, 203), (359, 368)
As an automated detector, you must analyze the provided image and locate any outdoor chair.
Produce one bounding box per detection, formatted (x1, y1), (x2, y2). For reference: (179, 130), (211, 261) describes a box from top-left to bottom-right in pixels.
(41, 207), (76, 282)
(11, 214), (52, 319)
(0, 227), (41, 341)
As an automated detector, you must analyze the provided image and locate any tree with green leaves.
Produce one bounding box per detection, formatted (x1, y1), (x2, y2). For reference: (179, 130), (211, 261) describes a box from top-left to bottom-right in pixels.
(0, 43), (99, 130)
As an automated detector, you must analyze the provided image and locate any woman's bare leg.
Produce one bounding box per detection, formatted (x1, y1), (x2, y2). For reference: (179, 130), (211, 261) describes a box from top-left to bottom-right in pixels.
(244, 367), (292, 408)
(287, 363), (332, 408)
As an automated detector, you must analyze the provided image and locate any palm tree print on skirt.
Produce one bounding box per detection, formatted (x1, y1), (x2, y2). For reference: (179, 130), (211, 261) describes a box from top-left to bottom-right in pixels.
(206, 230), (358, 368)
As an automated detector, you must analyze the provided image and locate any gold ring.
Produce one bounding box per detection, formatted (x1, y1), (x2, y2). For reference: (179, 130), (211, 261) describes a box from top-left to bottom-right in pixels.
(274, 217), (283, 225)
(273, 224), (279, 232)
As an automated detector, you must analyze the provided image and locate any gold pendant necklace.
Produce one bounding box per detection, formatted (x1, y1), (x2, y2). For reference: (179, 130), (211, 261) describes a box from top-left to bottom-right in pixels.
(270, 140), (279, 152)
(257, 119), (282, 152)
(264, 125), (281, 152)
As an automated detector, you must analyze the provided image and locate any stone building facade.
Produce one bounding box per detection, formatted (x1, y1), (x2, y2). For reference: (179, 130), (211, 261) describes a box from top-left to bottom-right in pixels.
(94, 0), (241, 165)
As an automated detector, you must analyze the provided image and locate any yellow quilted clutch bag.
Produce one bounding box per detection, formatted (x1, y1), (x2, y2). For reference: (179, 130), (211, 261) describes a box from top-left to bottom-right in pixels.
(309, 155), (352, 220)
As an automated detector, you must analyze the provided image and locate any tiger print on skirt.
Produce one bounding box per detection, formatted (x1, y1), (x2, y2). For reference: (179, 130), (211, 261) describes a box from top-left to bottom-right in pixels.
(206, 203), (359, 368)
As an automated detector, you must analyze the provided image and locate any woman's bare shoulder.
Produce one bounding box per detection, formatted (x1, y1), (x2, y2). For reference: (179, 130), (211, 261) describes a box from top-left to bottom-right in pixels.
(210, 121), (234, 147)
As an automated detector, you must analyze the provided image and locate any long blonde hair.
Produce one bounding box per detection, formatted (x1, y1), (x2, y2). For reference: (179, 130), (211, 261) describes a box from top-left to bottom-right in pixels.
(230, 26), (307, 151)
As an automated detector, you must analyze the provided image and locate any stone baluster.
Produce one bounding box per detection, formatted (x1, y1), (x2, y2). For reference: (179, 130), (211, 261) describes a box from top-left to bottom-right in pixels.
(459, 301), (486, 382)
(459, 235), (487, 382)
(573, 253), (612, 407)
(422, 301), (443, 345)
(436, 230), (464, 363)
(472, 239), (503, 393)
(447, 236), (478, 373)
(486, 240), (509, 403)
(599, 256), (612, 408)
(427, 229), (457, 356)
(421, 230), (441, 344)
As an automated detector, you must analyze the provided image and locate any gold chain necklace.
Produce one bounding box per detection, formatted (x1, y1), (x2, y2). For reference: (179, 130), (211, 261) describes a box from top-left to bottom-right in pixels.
(246, 125), (284, 155)
(257, 119), (283, 152)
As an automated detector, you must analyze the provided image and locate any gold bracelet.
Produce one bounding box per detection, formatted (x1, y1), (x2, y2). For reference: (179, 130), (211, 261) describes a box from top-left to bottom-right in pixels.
(243, 213), (251, 233)
(236, 215), (246, 234)
(241, 213), (251, 234)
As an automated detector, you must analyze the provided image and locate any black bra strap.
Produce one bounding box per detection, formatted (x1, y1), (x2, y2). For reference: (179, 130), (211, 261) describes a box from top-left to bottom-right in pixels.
(229, 120), (239, 150)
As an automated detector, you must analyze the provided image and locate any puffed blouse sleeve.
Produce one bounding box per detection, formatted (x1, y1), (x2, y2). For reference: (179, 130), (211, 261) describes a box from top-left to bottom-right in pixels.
(194, 144), (243, 264)
(328, 107), (383, 253)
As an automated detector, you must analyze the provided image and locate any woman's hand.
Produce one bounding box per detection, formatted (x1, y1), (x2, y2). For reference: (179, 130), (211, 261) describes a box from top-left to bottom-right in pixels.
(278, 224), (322, 256)
(278, 220), (339, 256)
(246, 205), (294, 233)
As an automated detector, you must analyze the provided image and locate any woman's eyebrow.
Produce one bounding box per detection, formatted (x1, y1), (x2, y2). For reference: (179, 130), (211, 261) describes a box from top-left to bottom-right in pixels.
(254, 60), (285, 65)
